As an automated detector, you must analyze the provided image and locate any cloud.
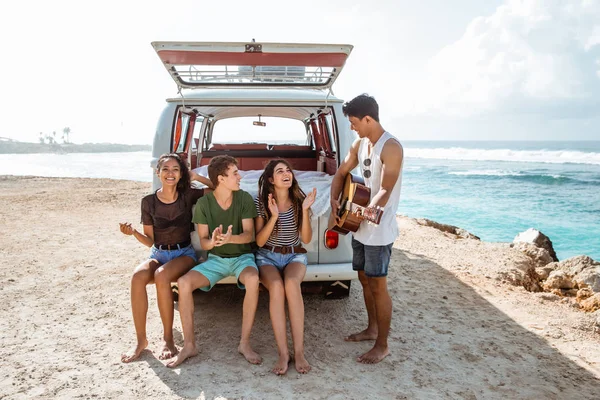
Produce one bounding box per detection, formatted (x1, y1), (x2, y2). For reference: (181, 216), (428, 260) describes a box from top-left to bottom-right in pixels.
(413, 0), (600, 118)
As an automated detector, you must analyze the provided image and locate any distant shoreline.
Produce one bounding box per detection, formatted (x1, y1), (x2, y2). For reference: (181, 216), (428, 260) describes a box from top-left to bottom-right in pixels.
(0, 141), (151, 154)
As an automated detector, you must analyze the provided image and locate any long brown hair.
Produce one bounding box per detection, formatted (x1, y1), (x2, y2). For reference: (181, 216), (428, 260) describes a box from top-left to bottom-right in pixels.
(156, 153), (190, 193)
(258, 159), (311, 230)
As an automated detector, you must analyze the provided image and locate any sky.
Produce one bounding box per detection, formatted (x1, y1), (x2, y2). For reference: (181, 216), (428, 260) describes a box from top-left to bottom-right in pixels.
(0, 0), (598, 145)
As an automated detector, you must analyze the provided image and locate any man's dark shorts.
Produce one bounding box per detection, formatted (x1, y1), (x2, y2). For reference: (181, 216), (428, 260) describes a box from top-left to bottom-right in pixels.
(351, 237), (393, 277)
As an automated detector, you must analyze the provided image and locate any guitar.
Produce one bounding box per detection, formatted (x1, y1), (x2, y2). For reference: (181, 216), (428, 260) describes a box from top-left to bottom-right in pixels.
(328, 174), (384, 235)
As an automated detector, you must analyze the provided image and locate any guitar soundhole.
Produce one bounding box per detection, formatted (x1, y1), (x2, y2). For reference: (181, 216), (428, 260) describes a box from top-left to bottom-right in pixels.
(338, 199), (347, 218)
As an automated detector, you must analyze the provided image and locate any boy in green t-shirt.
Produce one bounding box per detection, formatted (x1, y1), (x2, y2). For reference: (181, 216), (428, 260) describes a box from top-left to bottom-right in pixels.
(167, 155), (261, 368)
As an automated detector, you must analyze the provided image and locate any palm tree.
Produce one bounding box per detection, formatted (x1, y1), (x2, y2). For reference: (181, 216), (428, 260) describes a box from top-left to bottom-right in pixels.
(63, 127), (71, 143)
(39, 132), (44, 144)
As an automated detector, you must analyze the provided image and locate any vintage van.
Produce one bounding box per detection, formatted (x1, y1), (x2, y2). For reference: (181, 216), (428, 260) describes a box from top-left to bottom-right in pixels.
(151, 41), (357, 297)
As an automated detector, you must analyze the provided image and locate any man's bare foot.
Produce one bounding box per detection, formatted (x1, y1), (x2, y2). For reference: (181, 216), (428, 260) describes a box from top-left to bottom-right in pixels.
(121, 338), (148, 363)
(357, 345), (390, 364)
(238, 342), (262, 365)
(271, 354), (290, 375)
(158, 340), (179, 360)
(294, 353), (311, 374)
(344, 328), (377, 342)
(166, 344), (198, 368)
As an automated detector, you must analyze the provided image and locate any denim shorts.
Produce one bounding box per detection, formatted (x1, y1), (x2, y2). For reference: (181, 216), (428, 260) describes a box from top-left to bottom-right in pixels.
(149, 244), (197, 265)
(255, 248), (308, 271)
(192, 253), (257, 291)
(351, 238), (393, 277)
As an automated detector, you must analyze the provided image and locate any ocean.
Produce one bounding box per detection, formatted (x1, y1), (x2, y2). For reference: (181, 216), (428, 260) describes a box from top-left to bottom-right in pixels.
(1, 141), (598, 261)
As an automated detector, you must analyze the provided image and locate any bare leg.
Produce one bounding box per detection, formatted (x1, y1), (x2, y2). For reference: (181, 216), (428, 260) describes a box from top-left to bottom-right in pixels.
(345, 271), (378, 341)
(284, 262), (310, 374)
(121, 259), (159, 363)
(260, 265), (289, 375)
(237, 266), (262, 365)
(166, 270), (210, 368)
(357, 276), (391, 364)
(153, 256), (195, 360)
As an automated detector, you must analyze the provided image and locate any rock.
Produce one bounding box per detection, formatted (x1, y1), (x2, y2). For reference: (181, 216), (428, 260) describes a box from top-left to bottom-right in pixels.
(512, 242), (554, 269)
(535, 264), (556, 281)
(514, 229), (557, 260)
(543, 270), (575, 291)
(579, 293), (600, 312)
(563, 288), (579, 297)
(577, 288), (593, 302)
(548, 256), (600, 293)
(513, 228), (558, 262)
(415, 218), (480, 240)
(501, 256), (543, 292)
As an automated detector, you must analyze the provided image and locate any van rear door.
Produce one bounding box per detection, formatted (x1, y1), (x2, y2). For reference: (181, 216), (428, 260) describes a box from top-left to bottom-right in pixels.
(151, 41), (353, 90)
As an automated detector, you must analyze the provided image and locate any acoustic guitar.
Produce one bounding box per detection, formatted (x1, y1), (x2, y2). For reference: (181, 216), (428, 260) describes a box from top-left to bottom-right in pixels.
(328, 173), (383, 235)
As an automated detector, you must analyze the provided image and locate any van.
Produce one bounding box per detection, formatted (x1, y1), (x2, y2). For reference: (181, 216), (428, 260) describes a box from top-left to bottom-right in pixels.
(151, 41), (357, 297)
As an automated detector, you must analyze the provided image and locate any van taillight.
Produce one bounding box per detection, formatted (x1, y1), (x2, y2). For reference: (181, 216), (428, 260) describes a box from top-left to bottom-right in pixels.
(324, 230), (339, 249)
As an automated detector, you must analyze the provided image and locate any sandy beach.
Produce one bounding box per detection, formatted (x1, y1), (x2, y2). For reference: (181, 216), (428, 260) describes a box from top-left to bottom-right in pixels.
(1, 175), (599, 399)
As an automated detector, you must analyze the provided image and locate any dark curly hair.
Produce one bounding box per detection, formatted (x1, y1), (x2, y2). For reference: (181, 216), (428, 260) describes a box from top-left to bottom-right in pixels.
(156, 153), (190, 193)
(257, 159), (311, 232)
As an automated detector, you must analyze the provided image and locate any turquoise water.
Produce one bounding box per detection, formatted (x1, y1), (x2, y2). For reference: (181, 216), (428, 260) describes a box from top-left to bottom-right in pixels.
(401, 141), (600, 261)
(1, 142), (598, 260)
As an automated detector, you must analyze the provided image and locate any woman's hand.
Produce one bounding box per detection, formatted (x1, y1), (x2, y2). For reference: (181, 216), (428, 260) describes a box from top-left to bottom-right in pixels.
(191, 171), (214, 189)
(303, 188), (317, 210)
(267, 193), (279, 219)
(119, 222), (135, 236)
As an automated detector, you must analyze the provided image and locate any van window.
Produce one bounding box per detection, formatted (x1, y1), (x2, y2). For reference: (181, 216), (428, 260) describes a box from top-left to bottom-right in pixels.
(211, 117), (308, 145)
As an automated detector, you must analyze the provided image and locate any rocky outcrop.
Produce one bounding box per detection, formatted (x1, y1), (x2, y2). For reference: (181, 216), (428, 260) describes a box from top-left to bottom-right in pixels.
(533, 255), (600, 311)
(416, 218), (480, 240)
(512, 228), (558, 262)
(508, 229), (558, 292)
(546, 256), (600, 293)
(510, 230), (600, 313)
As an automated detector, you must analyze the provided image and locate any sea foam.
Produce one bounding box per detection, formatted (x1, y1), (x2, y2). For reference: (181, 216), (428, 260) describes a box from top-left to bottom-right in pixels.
(406, 148), (600, 165)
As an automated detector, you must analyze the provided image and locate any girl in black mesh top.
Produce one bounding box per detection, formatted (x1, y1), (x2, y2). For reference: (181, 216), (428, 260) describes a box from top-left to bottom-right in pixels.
(119, 153), (212, 363)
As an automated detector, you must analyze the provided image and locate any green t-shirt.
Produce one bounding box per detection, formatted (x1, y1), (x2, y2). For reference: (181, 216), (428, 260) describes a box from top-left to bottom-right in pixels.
(192, 190), (257, 258)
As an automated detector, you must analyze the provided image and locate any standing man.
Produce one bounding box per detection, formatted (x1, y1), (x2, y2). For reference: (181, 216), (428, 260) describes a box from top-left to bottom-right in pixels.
(167, 155), (262, 367)
(330, 94), (404, 364)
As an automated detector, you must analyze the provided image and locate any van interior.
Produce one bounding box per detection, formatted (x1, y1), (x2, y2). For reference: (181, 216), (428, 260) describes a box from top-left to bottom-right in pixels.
(172, 105), (340, 175)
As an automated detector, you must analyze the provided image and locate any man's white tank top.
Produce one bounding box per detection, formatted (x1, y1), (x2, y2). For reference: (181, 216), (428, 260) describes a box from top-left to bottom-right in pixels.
(353, 131), (403, 246)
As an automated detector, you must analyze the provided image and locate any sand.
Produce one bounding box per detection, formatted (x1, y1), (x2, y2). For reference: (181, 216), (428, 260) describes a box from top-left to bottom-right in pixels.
(1, 175), (599, 399)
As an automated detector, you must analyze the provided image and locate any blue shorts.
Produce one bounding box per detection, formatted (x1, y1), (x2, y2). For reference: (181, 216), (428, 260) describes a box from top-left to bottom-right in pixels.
(150, 244), (197, 265)
(255, 248), (308, 271)
(351, 238), (393, 277)
(192, 253), (257, 291)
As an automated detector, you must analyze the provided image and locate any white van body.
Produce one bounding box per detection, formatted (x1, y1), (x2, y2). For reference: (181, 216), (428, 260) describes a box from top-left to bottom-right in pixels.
(151, 41), (358, 296)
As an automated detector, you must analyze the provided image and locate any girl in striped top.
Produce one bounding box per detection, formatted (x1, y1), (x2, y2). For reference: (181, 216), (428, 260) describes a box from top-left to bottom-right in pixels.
(255, 159), (316, 375)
